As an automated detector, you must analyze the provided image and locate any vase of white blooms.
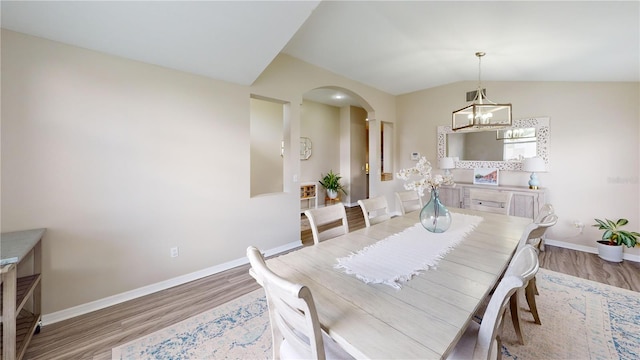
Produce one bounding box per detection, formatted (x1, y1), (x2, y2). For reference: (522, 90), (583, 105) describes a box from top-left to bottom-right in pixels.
(397, 157), (455, 233)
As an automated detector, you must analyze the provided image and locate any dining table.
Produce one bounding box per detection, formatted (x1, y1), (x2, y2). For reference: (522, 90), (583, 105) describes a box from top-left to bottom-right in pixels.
(266, 207), (532, 359)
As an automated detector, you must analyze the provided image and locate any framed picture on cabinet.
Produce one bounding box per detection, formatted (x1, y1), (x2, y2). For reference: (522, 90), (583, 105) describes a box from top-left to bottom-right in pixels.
(473, 168), (499, 186)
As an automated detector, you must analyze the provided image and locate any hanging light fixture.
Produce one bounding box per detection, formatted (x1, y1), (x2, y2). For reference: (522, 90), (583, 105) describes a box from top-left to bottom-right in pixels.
(452, 52), (512, 131)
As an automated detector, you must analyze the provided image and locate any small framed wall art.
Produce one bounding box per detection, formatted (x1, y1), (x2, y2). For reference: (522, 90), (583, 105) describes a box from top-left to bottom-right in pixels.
(473, 168), (499, 186)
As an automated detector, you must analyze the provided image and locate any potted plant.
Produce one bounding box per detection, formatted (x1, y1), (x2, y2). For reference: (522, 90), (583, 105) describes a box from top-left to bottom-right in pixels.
(319, 170), (347, 199)
(592, 218), (640, 262)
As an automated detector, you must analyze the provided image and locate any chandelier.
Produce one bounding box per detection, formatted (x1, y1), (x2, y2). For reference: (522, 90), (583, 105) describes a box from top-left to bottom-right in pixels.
(452, 52), (512, 131)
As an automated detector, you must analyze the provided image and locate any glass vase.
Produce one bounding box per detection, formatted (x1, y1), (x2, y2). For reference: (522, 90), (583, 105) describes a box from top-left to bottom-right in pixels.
(420, 188), (451, 233)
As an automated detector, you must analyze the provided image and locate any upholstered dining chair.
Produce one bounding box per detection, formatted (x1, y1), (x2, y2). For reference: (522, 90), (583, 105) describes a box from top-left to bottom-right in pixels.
(504, 245), (541, 346)
(447, 274), (525, 360)
(246, 246), (354, 360)
(469, 189), (513, 215)
(304, 203), (349, 245)
(358, 196), (391, 227)
(395, 190), (423, 215)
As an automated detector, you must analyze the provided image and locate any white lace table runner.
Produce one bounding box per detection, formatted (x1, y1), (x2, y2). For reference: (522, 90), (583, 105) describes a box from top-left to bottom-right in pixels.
(335, 213), (484, 289)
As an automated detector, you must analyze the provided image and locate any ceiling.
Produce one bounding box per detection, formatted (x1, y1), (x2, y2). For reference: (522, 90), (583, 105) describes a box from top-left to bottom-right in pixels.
(2, 1), (638, 106)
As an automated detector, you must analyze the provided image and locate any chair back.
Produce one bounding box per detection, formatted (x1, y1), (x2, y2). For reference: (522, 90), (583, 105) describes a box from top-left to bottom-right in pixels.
(516, 213), (558, 252)
(534, 203), (555, 223)
(395, 190), (423, 215)
(469, 189), (513, 215)
(247, 246), (326, 360)
(358, 196), (391, 227)
(473, 275), (524, 359)
(505, 245), (540, 283)
(304, 203), (349, 245)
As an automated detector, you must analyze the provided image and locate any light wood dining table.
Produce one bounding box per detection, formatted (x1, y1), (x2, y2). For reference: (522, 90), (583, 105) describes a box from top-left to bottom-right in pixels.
(267, 207), (532, 359)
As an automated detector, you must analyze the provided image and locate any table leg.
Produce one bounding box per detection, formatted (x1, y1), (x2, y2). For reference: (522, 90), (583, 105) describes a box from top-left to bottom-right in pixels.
(2, 264), (17, 360)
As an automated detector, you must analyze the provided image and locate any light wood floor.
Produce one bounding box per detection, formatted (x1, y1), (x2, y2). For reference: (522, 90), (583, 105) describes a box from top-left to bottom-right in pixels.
(24, 206), (640, 359)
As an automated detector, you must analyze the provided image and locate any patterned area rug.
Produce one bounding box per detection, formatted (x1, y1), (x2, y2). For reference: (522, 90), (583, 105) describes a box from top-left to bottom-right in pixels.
(501, 268), (639, 360)
(112, 269), (639, 359)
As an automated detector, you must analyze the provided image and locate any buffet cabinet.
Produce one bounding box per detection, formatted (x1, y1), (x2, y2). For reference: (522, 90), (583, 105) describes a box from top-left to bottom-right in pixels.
(438, 183), (546, 220)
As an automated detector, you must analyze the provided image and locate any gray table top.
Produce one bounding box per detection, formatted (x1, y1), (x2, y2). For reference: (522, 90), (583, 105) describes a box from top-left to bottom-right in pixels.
(1, 228), (46, 266)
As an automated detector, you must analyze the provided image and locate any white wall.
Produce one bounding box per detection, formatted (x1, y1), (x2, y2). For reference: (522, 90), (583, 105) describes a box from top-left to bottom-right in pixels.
(396, 81), (640, 256)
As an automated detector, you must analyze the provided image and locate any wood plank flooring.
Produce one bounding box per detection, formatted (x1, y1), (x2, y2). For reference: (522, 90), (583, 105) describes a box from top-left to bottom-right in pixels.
(24, 206), (639, 359)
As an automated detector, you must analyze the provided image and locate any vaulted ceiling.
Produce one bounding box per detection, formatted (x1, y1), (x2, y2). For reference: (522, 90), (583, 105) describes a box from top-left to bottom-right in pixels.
(2, 1), (638, 99)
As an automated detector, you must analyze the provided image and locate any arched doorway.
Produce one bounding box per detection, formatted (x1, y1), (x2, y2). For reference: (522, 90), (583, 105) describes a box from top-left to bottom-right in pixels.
(300, 86), (374, 208)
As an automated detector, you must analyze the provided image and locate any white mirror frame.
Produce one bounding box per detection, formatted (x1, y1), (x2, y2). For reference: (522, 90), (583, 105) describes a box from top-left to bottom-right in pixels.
(437, 117), (550, 171)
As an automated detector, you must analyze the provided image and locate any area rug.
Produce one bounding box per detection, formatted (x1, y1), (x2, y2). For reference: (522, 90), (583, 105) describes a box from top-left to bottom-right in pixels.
(111, 290), (272, 359)
(112, 269), (639, 359)
(500, 268), (639, 360)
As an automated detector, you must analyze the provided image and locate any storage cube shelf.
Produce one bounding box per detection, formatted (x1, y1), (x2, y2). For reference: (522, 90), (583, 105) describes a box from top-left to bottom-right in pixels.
(300, 182), (318, 212)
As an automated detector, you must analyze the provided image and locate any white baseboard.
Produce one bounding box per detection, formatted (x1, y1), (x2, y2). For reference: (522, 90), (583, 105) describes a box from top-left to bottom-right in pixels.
(545, 238), (640, 263)
(42, 241), (301, 325)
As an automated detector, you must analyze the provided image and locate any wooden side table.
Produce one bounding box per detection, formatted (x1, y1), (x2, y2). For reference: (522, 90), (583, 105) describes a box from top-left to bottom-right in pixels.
(1, 228), (46, 360)
(324, 195), (341, 206)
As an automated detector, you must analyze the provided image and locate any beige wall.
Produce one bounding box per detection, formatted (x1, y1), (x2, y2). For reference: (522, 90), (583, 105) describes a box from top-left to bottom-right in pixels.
(1, 30), (397, 316)
(397, 81), (640, 256)
(349, 106), (368, 204)
(250, 98), (284, 196)
(300, 100), (341, 203)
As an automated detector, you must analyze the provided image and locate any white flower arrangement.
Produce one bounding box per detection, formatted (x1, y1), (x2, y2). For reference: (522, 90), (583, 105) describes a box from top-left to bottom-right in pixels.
(396, 156), (454, 197)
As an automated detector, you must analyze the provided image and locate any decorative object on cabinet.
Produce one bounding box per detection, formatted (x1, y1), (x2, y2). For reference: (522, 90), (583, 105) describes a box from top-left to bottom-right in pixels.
(318, 170), (347, 199)
(300, 137), (312, 160)
(1, 228), (45, 360)
(438, 183), (546, 220)
(438, 157), (455, 176)
(473, 168), (499, 186)
(592, 218), (639, 262)
(452, 52), (512, 131)
(522, 156), (546, 189)
(300, 182), (318, 212)
(438, 117), (550, 171)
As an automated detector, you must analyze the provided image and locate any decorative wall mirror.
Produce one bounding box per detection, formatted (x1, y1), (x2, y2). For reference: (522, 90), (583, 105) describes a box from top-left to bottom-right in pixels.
(300, 137), (312, 160)
(437, 117), (549, 170)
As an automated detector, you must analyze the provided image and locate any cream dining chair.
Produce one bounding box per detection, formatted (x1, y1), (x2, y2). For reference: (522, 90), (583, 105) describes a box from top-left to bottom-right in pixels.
(246, 246), (354, 360)
(304, 203), (349, 245)
(534, 203), (555, 251)
(395, 190), (423, 215)
(447, 274), (525, 360)
(357, 196), (391, 227)
(516, 213), (558, 253)
(504, 245), (541, 346)
(469, 189), (513, 215)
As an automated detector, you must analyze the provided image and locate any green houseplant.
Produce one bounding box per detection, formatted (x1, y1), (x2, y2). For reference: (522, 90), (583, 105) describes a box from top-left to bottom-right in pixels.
(319, 170), (347, 199)
(592, 218), (640, 262)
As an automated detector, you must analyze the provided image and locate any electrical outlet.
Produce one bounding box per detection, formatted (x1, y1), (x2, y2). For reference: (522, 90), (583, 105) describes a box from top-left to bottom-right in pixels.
(170, 247), (179, 258)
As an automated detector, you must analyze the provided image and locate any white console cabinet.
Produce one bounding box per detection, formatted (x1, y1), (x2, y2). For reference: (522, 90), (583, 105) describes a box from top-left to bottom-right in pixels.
(439, 183), (546, 220)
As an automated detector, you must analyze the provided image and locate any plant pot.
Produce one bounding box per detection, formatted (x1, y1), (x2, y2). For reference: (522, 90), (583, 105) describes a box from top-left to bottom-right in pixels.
(596, 240), (623, 262)
(327, 189), (338, 199)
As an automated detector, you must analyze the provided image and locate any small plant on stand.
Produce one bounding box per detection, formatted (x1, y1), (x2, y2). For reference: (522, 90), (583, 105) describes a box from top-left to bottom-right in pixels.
(592, 218), (640, 262)
(319, 170), (347, 200)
